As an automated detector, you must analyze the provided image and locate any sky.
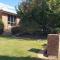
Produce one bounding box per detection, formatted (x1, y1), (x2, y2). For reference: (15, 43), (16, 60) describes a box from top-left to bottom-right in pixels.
(0, 0), (22, 7)
(0, 0), (22, 13)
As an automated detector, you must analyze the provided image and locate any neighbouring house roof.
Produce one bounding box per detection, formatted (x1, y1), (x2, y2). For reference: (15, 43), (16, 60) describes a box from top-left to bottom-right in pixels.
(0, 3), (17, 14)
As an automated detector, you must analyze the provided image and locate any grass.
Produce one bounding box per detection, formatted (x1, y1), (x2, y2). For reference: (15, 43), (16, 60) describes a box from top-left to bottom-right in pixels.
(0, 35), (47, 60)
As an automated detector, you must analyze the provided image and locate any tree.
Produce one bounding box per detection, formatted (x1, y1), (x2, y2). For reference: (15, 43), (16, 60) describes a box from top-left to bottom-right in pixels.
(17, 0), (60, 36)
(47, 0), (60, 33)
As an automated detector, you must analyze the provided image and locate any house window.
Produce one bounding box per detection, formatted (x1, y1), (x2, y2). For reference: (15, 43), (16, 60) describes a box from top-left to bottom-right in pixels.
(8, 15), (16, 26)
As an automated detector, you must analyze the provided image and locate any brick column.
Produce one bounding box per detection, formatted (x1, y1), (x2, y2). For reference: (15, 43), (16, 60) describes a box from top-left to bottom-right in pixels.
(47, 34), (60, 60)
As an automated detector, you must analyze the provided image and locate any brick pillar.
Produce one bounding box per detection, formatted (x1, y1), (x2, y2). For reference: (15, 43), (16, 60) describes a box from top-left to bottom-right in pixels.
(47, 34), (60, 60)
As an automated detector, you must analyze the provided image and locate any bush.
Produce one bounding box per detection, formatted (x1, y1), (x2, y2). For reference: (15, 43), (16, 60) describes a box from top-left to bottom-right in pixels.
(0, 20), (4, 34)
(11, 27), (20, 35)
(53, 28), (60, 34)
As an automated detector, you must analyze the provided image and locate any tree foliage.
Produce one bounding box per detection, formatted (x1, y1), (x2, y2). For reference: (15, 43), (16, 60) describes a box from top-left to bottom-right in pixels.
(17, 0), (60, 36)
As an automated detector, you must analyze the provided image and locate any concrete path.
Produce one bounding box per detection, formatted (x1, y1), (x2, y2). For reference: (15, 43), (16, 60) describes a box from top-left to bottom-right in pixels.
(37, 50), (57, 60)
(38, 53), (48, 60)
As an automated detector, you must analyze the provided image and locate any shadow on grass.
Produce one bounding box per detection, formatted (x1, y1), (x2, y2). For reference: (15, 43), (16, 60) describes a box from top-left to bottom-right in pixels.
(0, 35), (47, 41)
(28, 48), (45, 56)
(28, 48), (48, 57)
(0, 56), (46, 60)
(16, 34), (47, 40)
(28, 48), (41, 53)
(0, 35), (16, 40)
(28, 48), (48, 59)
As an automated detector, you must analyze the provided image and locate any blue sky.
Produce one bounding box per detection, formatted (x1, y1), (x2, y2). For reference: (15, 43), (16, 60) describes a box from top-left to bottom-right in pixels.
(0, 0), (22, 7)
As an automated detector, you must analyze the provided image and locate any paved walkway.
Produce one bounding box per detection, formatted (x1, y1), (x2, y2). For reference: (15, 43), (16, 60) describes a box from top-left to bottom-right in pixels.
(37, 50), (57, 60)
(38, 53), (48, 60)
(37, 50), (48, 60)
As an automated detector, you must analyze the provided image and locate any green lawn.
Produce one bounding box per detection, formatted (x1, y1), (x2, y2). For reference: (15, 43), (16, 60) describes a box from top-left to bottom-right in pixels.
(0, 35), (47, 60)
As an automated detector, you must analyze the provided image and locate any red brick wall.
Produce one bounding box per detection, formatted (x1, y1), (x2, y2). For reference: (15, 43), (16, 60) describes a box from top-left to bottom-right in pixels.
(47, 34), (59, 60)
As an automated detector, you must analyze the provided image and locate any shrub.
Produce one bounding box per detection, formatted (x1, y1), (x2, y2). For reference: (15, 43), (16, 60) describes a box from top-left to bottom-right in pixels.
(0, 20), (4, 34)
(11, 27), (20, 35)
(53, 28), (60, 34)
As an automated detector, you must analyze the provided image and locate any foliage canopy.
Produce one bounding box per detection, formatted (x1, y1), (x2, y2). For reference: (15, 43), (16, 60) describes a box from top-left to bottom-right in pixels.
(17, 0), (60, 36)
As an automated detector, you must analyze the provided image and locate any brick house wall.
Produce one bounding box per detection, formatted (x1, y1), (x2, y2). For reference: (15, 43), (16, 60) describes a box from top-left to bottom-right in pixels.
(0, 10), (20, 33)
(2, 13), (8, 32)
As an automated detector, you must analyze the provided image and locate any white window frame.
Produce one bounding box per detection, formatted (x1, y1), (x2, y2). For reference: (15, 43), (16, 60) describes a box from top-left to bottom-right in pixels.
(8, 15), (16, 26)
